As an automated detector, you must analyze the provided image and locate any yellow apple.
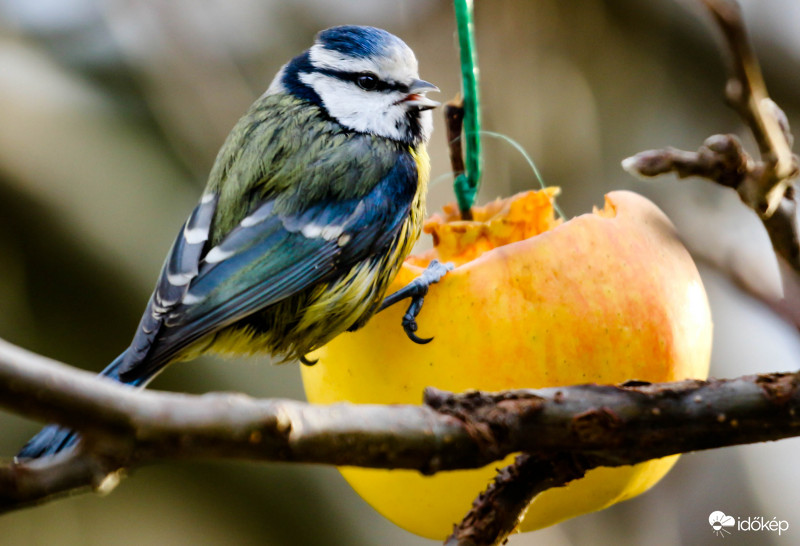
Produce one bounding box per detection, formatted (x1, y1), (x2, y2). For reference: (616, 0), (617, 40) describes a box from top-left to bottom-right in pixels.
(301, 189), (712, 539)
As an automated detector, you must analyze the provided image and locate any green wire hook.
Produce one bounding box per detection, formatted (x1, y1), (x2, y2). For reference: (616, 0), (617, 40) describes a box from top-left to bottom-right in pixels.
(453, 0), (482, 217)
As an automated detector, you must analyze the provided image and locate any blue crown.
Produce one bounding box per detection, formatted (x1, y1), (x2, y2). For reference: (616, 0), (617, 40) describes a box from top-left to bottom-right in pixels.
(316, 25), (404, 59)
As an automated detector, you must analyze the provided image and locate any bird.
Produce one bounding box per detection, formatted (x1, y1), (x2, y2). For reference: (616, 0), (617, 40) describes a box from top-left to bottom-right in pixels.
(17, 24), (448, 460)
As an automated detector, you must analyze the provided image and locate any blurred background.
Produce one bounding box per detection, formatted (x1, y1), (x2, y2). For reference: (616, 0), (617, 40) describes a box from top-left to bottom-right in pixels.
(1, 0), (799, 544)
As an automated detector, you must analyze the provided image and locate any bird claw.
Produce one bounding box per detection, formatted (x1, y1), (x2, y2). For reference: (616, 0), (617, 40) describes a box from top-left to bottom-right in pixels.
(379, 260), (453, 344)
(403, 325), (433, 345)
(300, 354), (318, 366)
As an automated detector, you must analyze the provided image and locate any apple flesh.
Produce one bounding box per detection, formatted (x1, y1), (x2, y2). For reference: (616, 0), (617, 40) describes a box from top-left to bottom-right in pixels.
(301, 189), (712, 539)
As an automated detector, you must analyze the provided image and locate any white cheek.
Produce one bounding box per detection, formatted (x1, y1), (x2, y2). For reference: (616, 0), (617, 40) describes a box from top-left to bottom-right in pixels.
(300, 72), (407, 141)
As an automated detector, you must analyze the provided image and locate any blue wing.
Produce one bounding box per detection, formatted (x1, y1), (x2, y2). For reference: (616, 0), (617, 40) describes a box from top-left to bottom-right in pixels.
(122, 192), (219, 376)
(117, 153), (417, 383)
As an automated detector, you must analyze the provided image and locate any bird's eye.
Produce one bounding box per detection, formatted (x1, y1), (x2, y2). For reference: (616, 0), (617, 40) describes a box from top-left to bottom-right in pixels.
(356, 73), (379, 91)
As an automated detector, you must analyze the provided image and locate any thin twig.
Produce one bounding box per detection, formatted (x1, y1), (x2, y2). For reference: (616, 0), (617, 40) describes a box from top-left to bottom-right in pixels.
(623, 0), (800, 276)
(445, 96), (473, 220)
(445, 97), (466, 181)
(703, 0), (798, 216)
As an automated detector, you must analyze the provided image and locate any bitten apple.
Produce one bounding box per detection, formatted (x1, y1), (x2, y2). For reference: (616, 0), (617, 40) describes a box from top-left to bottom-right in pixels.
(301, 189), (712, 539)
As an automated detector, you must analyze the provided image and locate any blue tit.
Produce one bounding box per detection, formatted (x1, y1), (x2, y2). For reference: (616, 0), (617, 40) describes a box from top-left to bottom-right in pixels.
(18, 25), (446, 459)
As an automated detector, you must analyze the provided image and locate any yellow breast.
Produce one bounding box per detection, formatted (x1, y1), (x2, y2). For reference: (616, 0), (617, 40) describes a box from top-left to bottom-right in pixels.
(406, 143), (430, 252)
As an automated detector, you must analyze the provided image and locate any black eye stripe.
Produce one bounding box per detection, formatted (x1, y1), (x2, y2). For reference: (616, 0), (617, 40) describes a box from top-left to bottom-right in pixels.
(315, 68), (409, 93)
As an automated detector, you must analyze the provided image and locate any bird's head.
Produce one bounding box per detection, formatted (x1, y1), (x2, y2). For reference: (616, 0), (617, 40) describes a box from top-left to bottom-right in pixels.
(268, 25), (439, 145)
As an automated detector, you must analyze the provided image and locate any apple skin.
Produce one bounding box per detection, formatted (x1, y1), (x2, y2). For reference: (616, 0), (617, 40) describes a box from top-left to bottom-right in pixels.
(301, 190), (712, 539)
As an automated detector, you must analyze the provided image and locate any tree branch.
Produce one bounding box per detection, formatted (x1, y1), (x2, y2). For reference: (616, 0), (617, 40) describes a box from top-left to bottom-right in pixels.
(436, 372), (800, 545)
(706, 0), (796, 200)
(445, 453), (594, 546)
(3, 336), (800, 524)
(623, 0), (800, 276)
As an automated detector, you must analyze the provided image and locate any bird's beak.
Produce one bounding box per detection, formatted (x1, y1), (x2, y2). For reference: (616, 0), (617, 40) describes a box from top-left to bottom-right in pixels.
(400, 79), (440, 111)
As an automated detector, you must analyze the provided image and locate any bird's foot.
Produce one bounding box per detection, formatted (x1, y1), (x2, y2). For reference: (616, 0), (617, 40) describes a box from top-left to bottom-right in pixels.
(378, 260), (453, 344)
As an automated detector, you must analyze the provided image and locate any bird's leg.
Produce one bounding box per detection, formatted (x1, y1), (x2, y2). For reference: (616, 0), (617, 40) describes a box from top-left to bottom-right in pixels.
(377, 260), (453, 344)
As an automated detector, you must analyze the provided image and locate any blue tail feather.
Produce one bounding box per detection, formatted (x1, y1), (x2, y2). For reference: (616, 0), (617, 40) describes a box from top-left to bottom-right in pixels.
(16, 350), (149, 460)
